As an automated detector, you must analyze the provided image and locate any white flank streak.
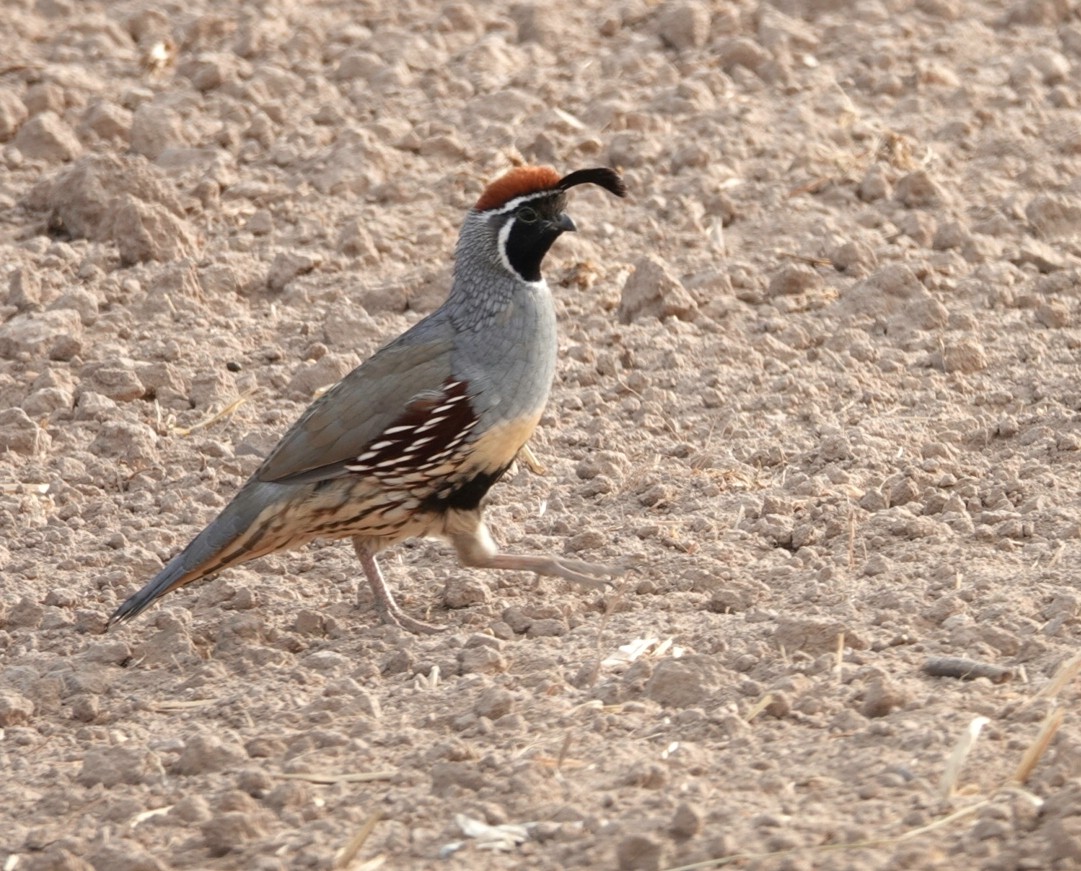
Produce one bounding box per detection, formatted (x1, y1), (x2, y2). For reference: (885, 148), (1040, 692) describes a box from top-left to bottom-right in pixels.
(415, 416), (446, 433)
(383, 425), (414, 435)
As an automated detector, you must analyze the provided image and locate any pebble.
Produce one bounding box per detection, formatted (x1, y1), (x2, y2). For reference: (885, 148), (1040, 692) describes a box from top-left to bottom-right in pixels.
(616, 833), (664, 871)
(644, 657), (718, 707)
(0, 408), (50, 455)
(113, 195), (198, 265)
(0, 691), (35, 726)
(0, 87), (28, 141)
(13, 111), (81, 162)
(0, 309), (83, 361)
(657, 1), (711, 51)
(618, 255), (698, 324)
(172, 733), (249, 775)
(78, 746), (164, 787)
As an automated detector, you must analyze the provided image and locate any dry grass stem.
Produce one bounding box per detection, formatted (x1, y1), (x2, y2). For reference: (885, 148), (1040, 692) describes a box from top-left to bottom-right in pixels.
(1012, 707), (1065, 786)
(938, 716), (990, 800)
(1035, 652), (1081, 701)
(333, 810), (382, 870)
(173, 391), (254, 437)
(276, 770), (397, 785)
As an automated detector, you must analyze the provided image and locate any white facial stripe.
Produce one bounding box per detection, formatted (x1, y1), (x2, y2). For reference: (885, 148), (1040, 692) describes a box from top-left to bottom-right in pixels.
(497, 218), (516, 275)
(487, 189), (555, 216)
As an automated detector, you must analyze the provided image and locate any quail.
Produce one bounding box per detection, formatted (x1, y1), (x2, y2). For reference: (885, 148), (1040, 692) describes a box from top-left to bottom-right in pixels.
(109, 165), (628, 634)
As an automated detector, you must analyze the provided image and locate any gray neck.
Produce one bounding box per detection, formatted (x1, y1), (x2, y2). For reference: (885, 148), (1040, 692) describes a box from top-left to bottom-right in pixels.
(446, 210), (542, 333)
(443, 210), (558, 421)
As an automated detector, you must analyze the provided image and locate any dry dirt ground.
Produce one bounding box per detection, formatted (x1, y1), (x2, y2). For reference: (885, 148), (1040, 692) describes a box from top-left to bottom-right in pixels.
(3, 0), (1081, 869)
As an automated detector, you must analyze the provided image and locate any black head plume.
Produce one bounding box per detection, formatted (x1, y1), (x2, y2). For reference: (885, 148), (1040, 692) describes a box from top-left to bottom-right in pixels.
(557, 168), (628, 199)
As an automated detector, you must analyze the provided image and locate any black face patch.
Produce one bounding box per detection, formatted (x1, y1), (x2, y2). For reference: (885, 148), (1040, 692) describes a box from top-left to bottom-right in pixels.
(501, 196), (570, 282)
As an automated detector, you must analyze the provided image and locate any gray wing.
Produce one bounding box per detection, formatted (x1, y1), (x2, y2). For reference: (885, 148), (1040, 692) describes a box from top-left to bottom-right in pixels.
(256, 334), (454, 485)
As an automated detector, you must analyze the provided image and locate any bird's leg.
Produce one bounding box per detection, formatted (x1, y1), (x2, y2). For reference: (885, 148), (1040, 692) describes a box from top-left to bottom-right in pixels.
(351, 537), (444, 634)
(450, 521), (618, 591)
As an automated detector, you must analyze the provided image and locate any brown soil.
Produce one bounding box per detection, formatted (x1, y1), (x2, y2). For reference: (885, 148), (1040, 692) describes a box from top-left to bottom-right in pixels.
(3, 1), (1081, 869)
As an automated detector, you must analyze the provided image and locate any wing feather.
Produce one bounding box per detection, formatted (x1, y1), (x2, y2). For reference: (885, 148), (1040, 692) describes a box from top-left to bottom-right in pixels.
(257, 336), (454, 485)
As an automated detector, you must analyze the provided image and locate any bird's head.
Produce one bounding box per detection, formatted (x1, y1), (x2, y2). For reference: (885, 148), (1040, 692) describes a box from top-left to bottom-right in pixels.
(465, 165), (627, 283)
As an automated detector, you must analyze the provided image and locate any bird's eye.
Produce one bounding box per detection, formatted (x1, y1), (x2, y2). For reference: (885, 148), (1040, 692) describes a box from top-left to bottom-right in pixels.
(517, 207), (539, 224)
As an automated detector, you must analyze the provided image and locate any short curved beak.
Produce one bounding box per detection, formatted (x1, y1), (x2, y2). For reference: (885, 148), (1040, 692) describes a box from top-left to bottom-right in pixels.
(553, 213), (577, 233)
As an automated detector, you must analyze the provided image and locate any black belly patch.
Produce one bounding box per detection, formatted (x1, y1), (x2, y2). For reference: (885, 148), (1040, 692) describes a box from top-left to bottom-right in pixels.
(421, 465), (511, 514)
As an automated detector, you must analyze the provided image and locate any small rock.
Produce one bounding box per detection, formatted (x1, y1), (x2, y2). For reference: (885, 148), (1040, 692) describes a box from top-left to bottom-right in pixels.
(1011, 238), (1068, 273)
(0, 87), (28, 141)
(430, 761), (487, 793)
(292, 609), (327, 636)
(336, 219), (378, 259)
(618, 254), (698, 324)
(501, 606), (533, 634)
(509, 2), (562, 47)
(859, 165), (892, 201)
(0, 691), (34, 726)
(7, 268), (43, 310)
(644, 657), (718, 708)
(527, 618), (568, 637)
(173, 733), (248, 775)
(1048, 816), (1081, 863)
(774, 617), (861, 654)
(474, 687), (514, 720)
(936, 339), (987, 374)
(617, 833), (664, 871)
(303, 650), (350, 672)
(78, 745), (164, 787)
(0, 408), (50, 455)
(768, 264), (823, 297)
(7, 596), (45, 628)
(860, 676), (907, 718)
(25, 153), (188, 251)
(658, 1), (711, 50)
(83, 363), (146, 402)
(79, 100), (133, 143)
(13, 111), (81, 162)
(1026, 193), (1081, 238)
(19, 848), (95, 871)
(1037, 301), (1070, 328)
(202, 811), (267, 857)
(89, 421), (159, 464)
(114, 194), (198, 265)
(933, 221), (969, 250)
(715, 37), (770, 74)
(0, 309), (83, 361)
(443, 575), (489, 609)
(130, 102), (185, 160)
(459, 645), (507, 675)
(52, 288), (99, 326)
(894, 169), (944, 207)
(267, 250), (318, 292)
(86, 845), (168, 871)
(831, 240), (876, 274)
(670, 802), (703, 839)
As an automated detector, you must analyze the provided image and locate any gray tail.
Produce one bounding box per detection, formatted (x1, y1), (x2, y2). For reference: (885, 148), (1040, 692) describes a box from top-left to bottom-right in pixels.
(108, 482), (277, 627)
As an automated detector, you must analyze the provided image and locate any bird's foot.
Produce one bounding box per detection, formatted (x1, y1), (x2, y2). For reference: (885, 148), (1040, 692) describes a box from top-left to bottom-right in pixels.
(374, 600), (446, 635)
(477, 552), (629, 591)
